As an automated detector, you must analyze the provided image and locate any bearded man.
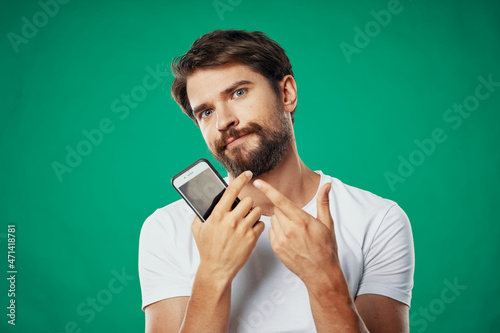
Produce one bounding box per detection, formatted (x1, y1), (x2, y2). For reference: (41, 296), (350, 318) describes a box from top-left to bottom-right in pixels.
(139, 29), (414, 333)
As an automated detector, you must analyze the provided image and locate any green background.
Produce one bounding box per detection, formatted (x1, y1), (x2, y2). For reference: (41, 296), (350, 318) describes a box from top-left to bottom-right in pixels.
(1, 0), (499, 332)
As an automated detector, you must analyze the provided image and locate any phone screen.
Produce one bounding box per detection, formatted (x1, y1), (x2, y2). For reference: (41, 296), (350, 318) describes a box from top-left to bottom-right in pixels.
(178, 167), (226, 220)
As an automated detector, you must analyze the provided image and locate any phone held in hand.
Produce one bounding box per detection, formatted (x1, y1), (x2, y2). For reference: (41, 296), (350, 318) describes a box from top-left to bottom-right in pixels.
(172, 159), (239, 222)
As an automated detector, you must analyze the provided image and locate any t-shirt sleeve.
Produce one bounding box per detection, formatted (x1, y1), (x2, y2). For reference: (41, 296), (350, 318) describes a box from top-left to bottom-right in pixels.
(356, 204), (415, 307)
(138, 210), (192, 311)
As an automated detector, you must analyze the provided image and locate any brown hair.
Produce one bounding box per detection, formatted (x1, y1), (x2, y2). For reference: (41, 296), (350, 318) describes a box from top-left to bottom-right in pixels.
(170, 29), (295, 124)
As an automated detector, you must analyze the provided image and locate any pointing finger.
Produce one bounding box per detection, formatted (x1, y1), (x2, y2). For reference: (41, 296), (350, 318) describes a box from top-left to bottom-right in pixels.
(253, 179), (305, 220)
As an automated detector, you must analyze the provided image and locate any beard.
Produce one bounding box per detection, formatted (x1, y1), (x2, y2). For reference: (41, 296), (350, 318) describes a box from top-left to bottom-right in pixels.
(211, 109), (292, 178)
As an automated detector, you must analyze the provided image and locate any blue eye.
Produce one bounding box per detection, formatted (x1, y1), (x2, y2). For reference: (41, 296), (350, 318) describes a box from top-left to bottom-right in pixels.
(233, 89), (246, 98)
(201, 109), (213, 119)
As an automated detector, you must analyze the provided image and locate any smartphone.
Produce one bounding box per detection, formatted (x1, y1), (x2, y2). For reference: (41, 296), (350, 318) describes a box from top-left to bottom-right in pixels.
(172, 159), (239, 222)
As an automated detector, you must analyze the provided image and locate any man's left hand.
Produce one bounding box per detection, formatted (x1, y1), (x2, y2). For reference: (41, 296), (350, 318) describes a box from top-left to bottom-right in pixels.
(253, 180), (340, 286)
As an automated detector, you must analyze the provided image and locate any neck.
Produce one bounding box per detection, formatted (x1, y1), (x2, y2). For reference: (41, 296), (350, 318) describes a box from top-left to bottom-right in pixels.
(227, 141), (320, 217)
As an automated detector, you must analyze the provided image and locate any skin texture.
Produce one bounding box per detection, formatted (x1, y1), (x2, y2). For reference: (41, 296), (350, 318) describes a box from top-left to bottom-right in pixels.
(144, 63), (410, 332)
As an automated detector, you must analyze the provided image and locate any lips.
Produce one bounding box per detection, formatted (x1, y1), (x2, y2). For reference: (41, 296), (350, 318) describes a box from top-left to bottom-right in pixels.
(225, 134), (249, 149)
(225, 136), (238, 146)
(215, 123), (263, 155)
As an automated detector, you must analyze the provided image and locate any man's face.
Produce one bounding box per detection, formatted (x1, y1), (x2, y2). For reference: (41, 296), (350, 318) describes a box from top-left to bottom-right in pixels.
(186, 63), (293, 178)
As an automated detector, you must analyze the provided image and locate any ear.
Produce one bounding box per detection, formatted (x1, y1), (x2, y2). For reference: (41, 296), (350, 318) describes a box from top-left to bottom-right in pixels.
(279, 75), (297, 114)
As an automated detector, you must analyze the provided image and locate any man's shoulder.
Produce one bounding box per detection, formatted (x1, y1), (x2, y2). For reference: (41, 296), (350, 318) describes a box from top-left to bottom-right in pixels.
(140, 198), (195, 237)
(320, 172), (409, 233)
(148, 198), (193, 219)
(323, 173), (397, 211)
(320, 173), (411, 258)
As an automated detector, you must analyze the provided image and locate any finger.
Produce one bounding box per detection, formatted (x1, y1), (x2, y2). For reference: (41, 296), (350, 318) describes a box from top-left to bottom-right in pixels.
(273, 206), (289, 226)
(231, 196), (254, 219)
(269, 214), (283, 234)
(253, 179), (305, 219)
(269, 225), (276, 243)
(252, 220), (265, 237)
(316, 183), (333, 230)
(219, 170), (253, 211)
(242, 205), (262, 228)
(268, 215), (281, 252)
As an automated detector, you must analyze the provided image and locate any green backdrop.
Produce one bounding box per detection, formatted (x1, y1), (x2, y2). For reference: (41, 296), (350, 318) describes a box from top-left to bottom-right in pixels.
(1, 0), (499, 332)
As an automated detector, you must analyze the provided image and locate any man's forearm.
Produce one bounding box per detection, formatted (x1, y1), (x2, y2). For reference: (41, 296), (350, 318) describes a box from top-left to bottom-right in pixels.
(306, 263), (369, 333)
(178, 264), (232, 333)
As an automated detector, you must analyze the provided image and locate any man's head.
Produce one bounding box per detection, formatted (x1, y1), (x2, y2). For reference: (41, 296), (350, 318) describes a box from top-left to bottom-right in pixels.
(170, 30), (297, 178)
(171, 29), (295, 124)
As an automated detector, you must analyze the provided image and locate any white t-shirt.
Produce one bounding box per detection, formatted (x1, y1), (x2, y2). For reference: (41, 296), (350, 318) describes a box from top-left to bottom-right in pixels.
(139, 171), (414, 332)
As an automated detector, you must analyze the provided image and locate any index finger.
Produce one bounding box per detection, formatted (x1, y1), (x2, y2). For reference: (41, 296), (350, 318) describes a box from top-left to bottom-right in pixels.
(253, 179), (306, 219)
(218, 170), (253, 211)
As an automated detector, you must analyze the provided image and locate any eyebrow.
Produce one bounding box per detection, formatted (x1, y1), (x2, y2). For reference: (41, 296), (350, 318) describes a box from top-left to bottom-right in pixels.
(192, 80), (253, 116)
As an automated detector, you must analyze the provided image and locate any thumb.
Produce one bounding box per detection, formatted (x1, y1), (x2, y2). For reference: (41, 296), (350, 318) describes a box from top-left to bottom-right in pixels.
(316, 183), (333, 230)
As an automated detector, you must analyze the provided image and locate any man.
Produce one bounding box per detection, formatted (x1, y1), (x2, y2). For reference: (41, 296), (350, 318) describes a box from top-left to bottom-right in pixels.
(139, 29), (414, 332)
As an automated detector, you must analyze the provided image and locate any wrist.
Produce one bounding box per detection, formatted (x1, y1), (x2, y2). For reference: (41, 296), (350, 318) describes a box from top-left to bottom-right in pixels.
(305, 260), (351, 303)
(196, 263), (233, 292)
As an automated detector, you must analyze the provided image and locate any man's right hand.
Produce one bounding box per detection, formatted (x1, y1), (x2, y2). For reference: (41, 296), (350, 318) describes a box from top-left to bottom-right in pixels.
(191, 170), (265, 284)
(145, 171), (263, 333)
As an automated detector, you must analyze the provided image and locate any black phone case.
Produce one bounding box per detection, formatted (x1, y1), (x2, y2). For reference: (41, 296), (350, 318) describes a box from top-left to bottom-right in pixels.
(171, 158), (239, 222)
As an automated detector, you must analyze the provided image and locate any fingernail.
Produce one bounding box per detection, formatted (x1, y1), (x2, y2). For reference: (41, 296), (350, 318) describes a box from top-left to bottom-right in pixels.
(245, 170), (253, 179)
(253, 180), (262, 189)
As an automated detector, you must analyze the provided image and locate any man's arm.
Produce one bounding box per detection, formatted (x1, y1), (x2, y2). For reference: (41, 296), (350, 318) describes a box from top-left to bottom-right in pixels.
(254, 180), (411, 332)
(145, 297), (189, 333)
(145, 267), (231, 333)
(254, 180), (367, 332)
(306, 261), (369, 332)
(144, 171), (265, 333)
(355, 294), (409, 333)
(306, 284), (409, 333)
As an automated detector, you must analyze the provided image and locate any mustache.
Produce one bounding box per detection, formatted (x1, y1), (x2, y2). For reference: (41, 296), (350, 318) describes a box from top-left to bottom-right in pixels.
(214, 122), (263, 154)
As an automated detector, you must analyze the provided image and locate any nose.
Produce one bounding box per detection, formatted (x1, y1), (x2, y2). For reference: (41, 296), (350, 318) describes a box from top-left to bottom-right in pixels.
(216, 105), (239, 131)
